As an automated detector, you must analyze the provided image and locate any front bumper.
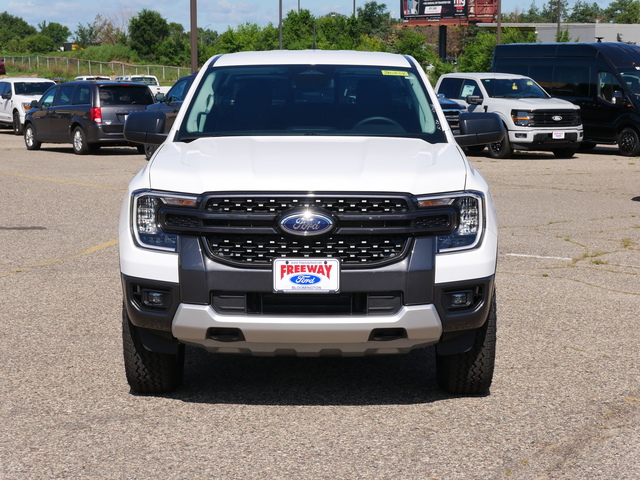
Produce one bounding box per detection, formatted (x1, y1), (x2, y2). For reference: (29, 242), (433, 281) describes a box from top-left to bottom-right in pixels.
(122, 235), (495, 356)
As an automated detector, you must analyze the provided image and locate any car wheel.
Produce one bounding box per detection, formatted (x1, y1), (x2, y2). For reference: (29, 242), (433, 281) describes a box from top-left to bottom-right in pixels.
(617, 127), (640, 156)
(136, 145), (146, 155)
(464, 144), (486, 155)
(24, 123), (41, 150)
(122, 305), (184, 394)
(144, 144), (157, 160)
(436, 292), (496, 395)
(552, 147), (578, 158)
(13, 111), (23, 135)
(488, 131), (512, 159)
(72, 127), (90, 155)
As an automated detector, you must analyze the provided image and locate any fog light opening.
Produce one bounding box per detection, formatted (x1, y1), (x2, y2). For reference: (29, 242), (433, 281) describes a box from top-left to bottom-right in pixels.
(142, 289), (169, 308)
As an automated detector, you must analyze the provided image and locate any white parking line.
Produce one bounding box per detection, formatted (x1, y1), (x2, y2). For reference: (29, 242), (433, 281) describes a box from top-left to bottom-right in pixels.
(506, 253), (573, 261)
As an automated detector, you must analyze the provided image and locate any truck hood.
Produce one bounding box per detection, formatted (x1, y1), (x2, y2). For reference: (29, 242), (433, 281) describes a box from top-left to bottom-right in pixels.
(147, 136), (468, 195)
(487, 97), (579, 111)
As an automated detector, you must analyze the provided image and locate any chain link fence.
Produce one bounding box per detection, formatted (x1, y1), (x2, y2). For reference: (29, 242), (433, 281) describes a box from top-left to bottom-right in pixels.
(1, 55), (190, 84)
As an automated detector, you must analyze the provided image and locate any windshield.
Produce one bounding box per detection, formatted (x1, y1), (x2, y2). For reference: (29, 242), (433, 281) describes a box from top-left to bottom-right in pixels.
(482, 78), (549, 98)
(620, 70), (640, 95)
(130, 76), (157, 85)
(15, 82), (54, 95)
(178, 64), (444, 142)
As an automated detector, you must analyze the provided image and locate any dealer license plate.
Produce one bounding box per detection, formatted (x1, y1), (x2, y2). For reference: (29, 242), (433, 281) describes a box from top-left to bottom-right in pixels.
(553, 132), (565, 139)
(273, 258), (340, 293)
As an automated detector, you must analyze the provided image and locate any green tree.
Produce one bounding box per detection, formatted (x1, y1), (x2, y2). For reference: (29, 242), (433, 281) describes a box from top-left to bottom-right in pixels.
(38, 21), (71, 46)
(540, 0), (570, 22)
(357, 2), (393, 39)
(567, 1), (603, 22)
(0, 12), (37, 48)
(23, 33), (55, 53)
(128, 9), (169, 60)
(74, 22), (98, 48)
(458, 28), (537, 73)
(282, 9), (315, 49)
(520, 1), (544, 22)
(604, 0), (640, 22)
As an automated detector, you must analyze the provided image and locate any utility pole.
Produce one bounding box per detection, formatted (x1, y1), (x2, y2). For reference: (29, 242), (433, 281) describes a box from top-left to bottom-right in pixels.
(279, 0), (283, 49)
(190, 0), (198, 73)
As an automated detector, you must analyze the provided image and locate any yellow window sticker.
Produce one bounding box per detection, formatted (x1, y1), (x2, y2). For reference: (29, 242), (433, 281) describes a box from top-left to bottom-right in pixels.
(381, 70), (409, 76)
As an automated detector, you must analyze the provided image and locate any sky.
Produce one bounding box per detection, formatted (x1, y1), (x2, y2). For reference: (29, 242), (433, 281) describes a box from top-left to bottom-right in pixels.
(5, 0), (525, 37)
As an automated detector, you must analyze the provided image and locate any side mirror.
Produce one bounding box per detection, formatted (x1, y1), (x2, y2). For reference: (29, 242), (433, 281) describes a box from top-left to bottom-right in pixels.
(455, 112), (505, 147)
(155, 92), (165, 103)
(613, 90), (626, 106)
(466, 95), (483, 105)
(30, 99), (39, 108)
(1, 93), (11, 100)
(124, 111), (167, 145)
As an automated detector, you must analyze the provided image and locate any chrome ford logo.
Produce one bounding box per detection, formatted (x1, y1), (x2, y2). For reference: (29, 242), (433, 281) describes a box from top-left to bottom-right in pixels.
(290, 275), (321, 285)
(552, 115), (563, 121)
(279, 209), (335, 236)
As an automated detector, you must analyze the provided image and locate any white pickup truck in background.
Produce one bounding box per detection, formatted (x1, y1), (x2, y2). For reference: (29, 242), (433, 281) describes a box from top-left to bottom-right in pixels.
(115, 75), (171, 97)
(436, 72), (584, 159)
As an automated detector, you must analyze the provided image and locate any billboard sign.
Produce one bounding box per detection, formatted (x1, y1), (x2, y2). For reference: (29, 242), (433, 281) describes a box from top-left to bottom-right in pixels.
(402, 0), (468, 19)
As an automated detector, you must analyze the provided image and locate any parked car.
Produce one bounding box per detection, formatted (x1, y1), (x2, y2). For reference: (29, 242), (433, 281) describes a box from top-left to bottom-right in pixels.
(114, 74), (171, 96)
(436, 72), (583, 158)
(0, 77), (56, 134)
(493, 42), (640, 156)
(74, 75), (111, 81)
(23, 80), (154, 154)
(141, 73), (197, 159)
(0, 60), (6, 75)
(120, 49), (505, 395)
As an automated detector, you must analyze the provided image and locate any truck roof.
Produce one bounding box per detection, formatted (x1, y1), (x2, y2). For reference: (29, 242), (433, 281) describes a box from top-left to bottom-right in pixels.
(439, 72), (532, 80)
(208, 49), (414, 68)
(494, 42), (640, 66)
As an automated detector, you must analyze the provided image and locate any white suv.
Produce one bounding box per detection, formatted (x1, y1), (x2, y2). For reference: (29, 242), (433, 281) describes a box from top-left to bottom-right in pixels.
(0, 77), (55, 134)
(436, 72), (583, 158)
(120, 50), (504, 395)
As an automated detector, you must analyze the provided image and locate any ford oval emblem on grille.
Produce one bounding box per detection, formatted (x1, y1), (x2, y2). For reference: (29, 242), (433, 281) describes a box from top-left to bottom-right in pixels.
(552, 115), (563, 121)
(279, 209), (335, 236)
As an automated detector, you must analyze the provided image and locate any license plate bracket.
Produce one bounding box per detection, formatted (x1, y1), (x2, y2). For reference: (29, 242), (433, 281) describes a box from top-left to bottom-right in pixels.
(273, 258), (340, 293)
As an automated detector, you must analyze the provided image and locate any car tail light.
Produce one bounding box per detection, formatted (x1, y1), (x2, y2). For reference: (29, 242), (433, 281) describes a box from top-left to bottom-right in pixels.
(91, 107), (102, 123)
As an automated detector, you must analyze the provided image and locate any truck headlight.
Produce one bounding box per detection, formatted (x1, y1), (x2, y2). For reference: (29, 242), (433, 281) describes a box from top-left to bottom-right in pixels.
(512, 110), (532, 126)
(416, 192), (485, 252)
(131, 191), (198, 252)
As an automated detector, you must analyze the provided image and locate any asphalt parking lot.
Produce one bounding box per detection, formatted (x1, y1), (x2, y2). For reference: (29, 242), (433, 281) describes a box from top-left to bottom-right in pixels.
(1, 130), (638, 479)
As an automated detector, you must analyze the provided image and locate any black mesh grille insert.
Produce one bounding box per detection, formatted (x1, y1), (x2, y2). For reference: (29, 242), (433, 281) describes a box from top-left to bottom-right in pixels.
(206, 235), (409, 266)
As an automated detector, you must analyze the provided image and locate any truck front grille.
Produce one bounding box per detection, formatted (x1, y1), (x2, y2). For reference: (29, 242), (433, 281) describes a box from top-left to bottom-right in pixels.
(160, 193), (456, 269)
(530, 110), (580, 127)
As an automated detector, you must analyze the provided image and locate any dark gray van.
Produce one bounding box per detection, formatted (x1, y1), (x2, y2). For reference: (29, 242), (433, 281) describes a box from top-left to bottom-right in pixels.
(24, 80), (154, 155)
(492, 42), (640, 156)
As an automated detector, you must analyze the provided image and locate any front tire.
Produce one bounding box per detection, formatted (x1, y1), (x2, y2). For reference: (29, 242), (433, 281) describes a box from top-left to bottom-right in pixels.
(488, 132), (512, 159)
(436, 292), (497, 395)
(617, 127), (640, 156)
(24, 123), (41, 150)
(13, 111), (23, 135)
(122, 306), (184, 394)
(72, 126), (90, 155)
(552, 147), (578, 158)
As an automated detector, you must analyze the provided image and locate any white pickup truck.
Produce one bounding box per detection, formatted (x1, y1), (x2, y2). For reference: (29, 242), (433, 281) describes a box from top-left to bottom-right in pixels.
(436, 72), (584, 158)
(115, 75), (171, 97)
(119, 49), (506, 396)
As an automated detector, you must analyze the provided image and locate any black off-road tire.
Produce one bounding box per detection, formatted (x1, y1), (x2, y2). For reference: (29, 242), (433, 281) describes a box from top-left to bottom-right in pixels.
(13, 111), (23, 135)
(552, 147), (578, 159)
(122, 306), (184, 394)
(488, 132), (512, 159)
(436, 292), (497, 395)
(617, 127), (640, 157)
(24, 123), (41, 150)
